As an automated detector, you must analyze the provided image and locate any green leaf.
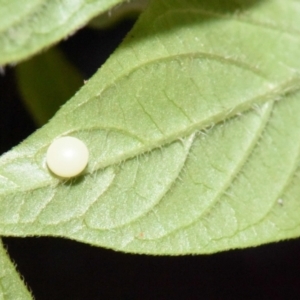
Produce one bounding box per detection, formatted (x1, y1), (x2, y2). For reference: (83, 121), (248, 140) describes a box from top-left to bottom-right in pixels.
(0, 240), (33, 300)
(0, 0), (126, 65)
(1, 0), (300, 255)
(15, 47), (83, 125)
(88, 0), (149, 29)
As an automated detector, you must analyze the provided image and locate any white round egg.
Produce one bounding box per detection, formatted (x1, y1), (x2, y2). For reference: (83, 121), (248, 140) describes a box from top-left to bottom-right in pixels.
(46, 136), (89, 178)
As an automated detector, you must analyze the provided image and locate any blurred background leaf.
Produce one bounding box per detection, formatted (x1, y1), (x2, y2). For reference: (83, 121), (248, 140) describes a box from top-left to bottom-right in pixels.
(15, 47), (83, 125)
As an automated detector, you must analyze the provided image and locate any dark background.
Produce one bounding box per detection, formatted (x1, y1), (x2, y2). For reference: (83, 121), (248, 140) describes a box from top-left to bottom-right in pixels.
(1, 19), (300, 300)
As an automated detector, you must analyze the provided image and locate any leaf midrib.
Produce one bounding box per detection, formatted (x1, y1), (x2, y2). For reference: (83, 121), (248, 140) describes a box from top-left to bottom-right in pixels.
(0, 74), (299, 197)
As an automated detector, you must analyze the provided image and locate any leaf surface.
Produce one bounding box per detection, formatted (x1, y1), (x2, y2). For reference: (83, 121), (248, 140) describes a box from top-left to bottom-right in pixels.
(1, 0), (300, 254)
(0, 0), (126, 65)
(0, 240), (33, 300)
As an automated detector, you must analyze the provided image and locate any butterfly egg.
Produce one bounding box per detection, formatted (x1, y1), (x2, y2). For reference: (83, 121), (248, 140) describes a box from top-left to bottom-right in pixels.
(46, 136), (89, 178)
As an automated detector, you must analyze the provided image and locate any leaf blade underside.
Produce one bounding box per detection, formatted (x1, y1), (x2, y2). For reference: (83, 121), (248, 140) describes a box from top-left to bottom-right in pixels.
(1, 0), (300, 254)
